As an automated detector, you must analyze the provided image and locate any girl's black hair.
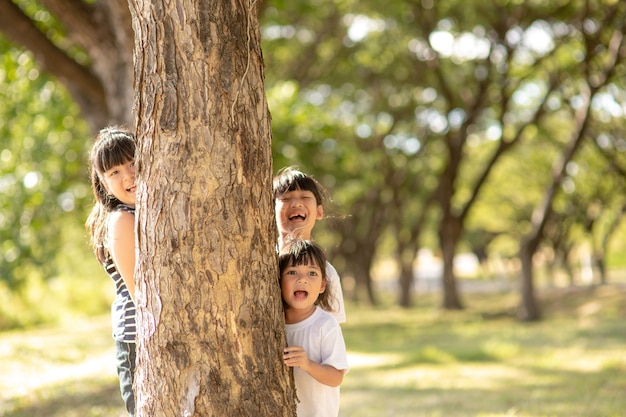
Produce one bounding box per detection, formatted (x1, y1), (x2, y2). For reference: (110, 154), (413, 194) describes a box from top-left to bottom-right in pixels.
(273, 166), (324, 206)
(279, 239), (334, 312)
(89, 127), (136, 210)
(86, 126), (136, 263)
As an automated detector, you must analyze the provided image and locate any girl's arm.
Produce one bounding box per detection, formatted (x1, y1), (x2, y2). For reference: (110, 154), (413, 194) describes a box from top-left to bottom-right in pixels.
(108, 210), (136, 301)
(283, 346), (346, 387)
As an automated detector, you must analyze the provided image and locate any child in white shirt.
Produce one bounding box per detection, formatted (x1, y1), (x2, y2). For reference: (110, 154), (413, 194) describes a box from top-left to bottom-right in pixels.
(279, 239), (349, 417)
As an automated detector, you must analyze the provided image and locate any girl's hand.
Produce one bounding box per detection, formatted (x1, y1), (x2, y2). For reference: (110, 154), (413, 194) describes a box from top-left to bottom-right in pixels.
(283, 345), (346, 387)
(283, 346), (310, 371)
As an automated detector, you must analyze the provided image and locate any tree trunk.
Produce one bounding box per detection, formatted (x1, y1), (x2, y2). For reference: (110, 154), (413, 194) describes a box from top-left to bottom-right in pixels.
(438, 215), (463, 310)
(595, 254), (607, 285)
(595, 209), (624, 285)
(391, 170), (424, 309)
(341, 232), (378, 305)
(398, 262), (414, 308)
(519, 239), (541, 321)
(350, 255), (377, 306)
(128, 1), (295, 416)
(335, 185), (385, 305)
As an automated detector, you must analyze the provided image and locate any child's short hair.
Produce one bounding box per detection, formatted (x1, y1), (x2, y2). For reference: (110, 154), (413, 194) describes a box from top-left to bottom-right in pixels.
(273, 166), (324, 206)
(279, 239), (334, 312)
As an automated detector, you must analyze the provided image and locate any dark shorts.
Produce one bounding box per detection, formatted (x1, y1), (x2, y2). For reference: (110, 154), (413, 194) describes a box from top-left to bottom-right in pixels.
(115, 340), (136, 416)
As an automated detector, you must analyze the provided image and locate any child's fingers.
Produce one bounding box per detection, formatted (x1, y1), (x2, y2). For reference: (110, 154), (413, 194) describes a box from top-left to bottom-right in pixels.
(283, 346), (307, 367)
(283, 346), (304, 355)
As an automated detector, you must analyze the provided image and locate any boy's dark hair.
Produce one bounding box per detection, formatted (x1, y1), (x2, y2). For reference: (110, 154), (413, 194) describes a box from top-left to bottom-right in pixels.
(279, 239), (334, 312)
(273, 166), (324, 206)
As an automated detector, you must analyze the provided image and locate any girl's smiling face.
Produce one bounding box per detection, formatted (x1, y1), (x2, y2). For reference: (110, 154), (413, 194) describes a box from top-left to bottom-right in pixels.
(101, 159), (136, 206)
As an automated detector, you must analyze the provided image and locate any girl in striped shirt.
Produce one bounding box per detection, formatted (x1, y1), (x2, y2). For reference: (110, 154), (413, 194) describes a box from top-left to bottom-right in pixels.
(86, 126), (137, 416)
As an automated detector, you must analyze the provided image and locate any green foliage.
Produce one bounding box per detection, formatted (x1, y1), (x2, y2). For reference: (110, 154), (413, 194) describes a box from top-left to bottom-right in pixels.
(0, 34), (106, 326)
(263, 0), (626, 284)
(0, 208), (111, 330)
(0, 37), (86, 284)
(1, 0), (625, 323)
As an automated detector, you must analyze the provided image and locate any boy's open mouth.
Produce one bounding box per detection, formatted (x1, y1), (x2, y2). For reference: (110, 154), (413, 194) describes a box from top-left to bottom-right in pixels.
(289, 214), (306, 221)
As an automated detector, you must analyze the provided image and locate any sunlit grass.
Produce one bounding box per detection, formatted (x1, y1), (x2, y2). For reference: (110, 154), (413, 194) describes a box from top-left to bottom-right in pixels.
(339, 287), (626, 417)
(2, 286), (626, 417)
(0, 316), (124, 417)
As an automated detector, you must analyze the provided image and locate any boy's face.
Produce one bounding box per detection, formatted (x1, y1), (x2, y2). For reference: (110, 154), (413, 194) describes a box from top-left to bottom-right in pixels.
(275, 189), (323, 242)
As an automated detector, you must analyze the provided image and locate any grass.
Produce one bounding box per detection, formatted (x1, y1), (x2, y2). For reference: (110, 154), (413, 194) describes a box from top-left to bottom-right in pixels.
(2, 285), (626, 417)
(0, 316), (126, 417)
(340, 286), (626, 417)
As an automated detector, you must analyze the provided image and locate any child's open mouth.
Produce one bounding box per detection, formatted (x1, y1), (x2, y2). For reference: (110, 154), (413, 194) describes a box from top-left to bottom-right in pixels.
(294, 290), (308, 300)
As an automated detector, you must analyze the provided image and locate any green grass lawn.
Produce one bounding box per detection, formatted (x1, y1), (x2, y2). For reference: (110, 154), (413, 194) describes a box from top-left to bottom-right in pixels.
(2, 285), (626, 417)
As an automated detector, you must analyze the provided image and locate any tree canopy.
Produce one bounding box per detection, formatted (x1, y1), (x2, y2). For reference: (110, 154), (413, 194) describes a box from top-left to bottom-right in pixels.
(1, 0), (626, 325)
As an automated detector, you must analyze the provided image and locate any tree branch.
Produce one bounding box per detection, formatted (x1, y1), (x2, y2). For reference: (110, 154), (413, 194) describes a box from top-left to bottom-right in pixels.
(0, 0), (107, 127)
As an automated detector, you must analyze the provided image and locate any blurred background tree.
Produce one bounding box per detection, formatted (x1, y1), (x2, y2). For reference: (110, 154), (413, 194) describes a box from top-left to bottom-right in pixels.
(1, 0), (625, 328)
(263, 0), (626, 320)
(0, 34), (107, 328)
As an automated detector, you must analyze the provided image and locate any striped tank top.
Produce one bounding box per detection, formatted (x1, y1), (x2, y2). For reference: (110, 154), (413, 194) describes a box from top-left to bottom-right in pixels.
(103, 204), (136, 343)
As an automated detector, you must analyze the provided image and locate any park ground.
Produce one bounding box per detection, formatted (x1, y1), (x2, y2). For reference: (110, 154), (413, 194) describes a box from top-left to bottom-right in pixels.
(1, 284), (626, 417)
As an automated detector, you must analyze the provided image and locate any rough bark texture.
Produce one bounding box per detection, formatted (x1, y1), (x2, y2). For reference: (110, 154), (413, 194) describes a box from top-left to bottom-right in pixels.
(128, 1), (295, 416)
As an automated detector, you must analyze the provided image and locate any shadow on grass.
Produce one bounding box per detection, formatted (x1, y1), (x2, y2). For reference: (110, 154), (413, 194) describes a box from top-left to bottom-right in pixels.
(3, 378), (126, 417)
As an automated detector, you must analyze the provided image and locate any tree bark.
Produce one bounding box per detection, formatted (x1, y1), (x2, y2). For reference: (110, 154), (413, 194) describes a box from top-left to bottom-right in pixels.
(128, 1), (295, 416)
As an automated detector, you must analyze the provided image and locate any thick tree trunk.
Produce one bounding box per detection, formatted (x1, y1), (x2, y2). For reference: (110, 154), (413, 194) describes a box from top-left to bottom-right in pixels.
(128, 1), (295, 416)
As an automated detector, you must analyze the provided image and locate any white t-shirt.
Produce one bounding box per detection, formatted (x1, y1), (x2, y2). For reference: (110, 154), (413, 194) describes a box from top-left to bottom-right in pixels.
(326, 262), (346, 324)
(285, 307), (349, 417)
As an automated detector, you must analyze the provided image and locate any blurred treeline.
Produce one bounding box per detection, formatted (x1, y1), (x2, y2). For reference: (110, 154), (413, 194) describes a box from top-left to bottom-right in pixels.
(1, 0), (625, 329)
